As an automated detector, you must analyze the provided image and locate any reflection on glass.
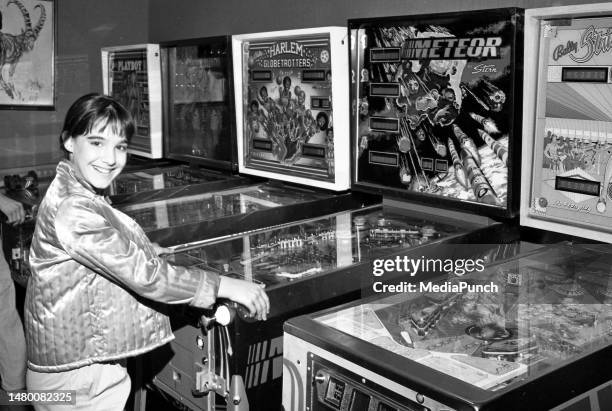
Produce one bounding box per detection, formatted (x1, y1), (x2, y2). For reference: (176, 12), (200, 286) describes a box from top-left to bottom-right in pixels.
(118, 183), (330, 232)
(167, 42), (232, 161)
(110, 165), (223, 196)
(171, 206), (461, 287)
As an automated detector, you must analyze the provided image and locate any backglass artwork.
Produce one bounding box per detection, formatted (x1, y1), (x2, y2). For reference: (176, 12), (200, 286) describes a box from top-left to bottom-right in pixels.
(101, 44), (163, 158)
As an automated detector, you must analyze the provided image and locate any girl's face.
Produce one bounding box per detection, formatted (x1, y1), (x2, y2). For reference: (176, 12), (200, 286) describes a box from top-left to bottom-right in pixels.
(64, 121), (128, 189)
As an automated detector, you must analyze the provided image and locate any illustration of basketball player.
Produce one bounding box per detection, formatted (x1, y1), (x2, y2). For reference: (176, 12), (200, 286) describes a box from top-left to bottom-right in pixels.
(297, 90), (306, 110)
(280, 76), (292, 105)
(248, 100), (263, 137)
(316, 112), (329, 131)
(259, 86), (271, 110)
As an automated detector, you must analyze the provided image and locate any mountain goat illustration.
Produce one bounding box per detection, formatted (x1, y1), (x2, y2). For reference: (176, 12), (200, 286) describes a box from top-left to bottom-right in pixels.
(0, 0), (46, 99)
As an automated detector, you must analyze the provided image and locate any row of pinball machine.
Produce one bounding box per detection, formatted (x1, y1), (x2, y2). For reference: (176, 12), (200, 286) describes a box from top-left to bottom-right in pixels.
(2, 4), (612, 411)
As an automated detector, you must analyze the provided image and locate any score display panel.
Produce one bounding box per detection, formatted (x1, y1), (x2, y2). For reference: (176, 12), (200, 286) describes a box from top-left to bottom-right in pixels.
(522, 4), (612, 243)
(101, 44), (163, 159)
(232, 28), (350, 191)
(350, 9), (523, 217)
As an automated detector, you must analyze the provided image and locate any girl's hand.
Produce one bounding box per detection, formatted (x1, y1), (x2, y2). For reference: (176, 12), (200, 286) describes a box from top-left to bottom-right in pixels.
(152, 242), (172, 256)
(217, 276), (270, 321)
(0, 194), (25, 225)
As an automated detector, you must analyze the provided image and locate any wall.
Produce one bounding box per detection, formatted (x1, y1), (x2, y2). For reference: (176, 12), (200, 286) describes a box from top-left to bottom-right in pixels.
(0, 0), (148, 174)
(147, 0), (601, 41)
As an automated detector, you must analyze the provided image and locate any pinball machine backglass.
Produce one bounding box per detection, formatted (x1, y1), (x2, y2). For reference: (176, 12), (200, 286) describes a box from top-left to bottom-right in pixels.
(522, 3), (612, 243)
(101, 44), (163, 159)
(350, 8), (522, 217)
(232, 27), (350, 191)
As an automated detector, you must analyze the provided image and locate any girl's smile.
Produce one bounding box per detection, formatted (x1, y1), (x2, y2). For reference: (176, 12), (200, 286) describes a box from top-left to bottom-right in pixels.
(64, 121), (128, 190)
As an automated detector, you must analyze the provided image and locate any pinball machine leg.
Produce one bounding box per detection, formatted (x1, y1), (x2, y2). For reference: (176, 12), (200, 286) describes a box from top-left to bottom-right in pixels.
(133, 387), (147, 411)
(131, 356), (147, 411)
(227, 375), (248, 411)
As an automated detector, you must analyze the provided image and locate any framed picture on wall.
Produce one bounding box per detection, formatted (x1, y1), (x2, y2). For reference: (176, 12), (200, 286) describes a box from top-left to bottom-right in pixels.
(0, 0), (54, 108)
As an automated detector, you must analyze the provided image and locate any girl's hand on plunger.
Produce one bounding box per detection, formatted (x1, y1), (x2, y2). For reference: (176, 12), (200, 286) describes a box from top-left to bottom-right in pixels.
(151, 242), (172, 256)
(218, 276), (270, 321)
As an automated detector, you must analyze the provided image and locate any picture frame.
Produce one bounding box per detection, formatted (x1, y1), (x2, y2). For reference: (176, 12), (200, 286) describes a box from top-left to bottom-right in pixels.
(0, 0), (54, 109)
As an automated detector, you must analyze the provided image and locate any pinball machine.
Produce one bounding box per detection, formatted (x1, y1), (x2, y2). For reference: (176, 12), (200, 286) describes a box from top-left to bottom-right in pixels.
(282, 5), (612, 411)
(283, 241), (612, 411)
(143, 204), (517, 411)
(140, 18), (524, 410)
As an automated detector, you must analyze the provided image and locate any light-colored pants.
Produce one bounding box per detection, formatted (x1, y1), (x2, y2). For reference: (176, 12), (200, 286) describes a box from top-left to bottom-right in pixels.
(26, 362), (130, 411)
(0, 245), (26, 391)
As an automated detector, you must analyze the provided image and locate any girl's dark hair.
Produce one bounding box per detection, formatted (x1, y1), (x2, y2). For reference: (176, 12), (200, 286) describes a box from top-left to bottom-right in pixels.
(59, 93), (135, 158)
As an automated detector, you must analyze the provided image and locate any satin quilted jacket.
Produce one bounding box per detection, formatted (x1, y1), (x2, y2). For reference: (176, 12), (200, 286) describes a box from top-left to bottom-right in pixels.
(25, 160), (220, 372)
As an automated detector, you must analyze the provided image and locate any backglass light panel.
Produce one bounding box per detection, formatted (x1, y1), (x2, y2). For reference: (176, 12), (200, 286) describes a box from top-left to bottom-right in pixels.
(101, 44), (163, 159)
(232, 27), (350, 191)
(522, 3), (612, 242)
(162, 36), (238, 170)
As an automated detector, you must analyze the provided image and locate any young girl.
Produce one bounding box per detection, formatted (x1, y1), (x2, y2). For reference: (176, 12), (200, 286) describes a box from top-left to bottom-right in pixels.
(24, 93), (269, 410)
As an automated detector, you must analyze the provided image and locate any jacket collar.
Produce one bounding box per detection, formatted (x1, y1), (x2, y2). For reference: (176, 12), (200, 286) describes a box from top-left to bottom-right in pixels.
(55, 160), (106, 199)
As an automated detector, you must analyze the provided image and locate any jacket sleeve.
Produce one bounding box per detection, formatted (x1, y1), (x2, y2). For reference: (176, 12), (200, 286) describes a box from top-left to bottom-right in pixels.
(54, 196), (219, 308)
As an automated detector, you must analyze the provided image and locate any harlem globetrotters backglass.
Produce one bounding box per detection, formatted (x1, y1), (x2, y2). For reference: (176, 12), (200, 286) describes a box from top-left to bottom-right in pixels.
(350, 9), (522, 217)
(102, 44), (163, 158)
(522, 3), (612, 243)
(232, 28), (350, 191)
